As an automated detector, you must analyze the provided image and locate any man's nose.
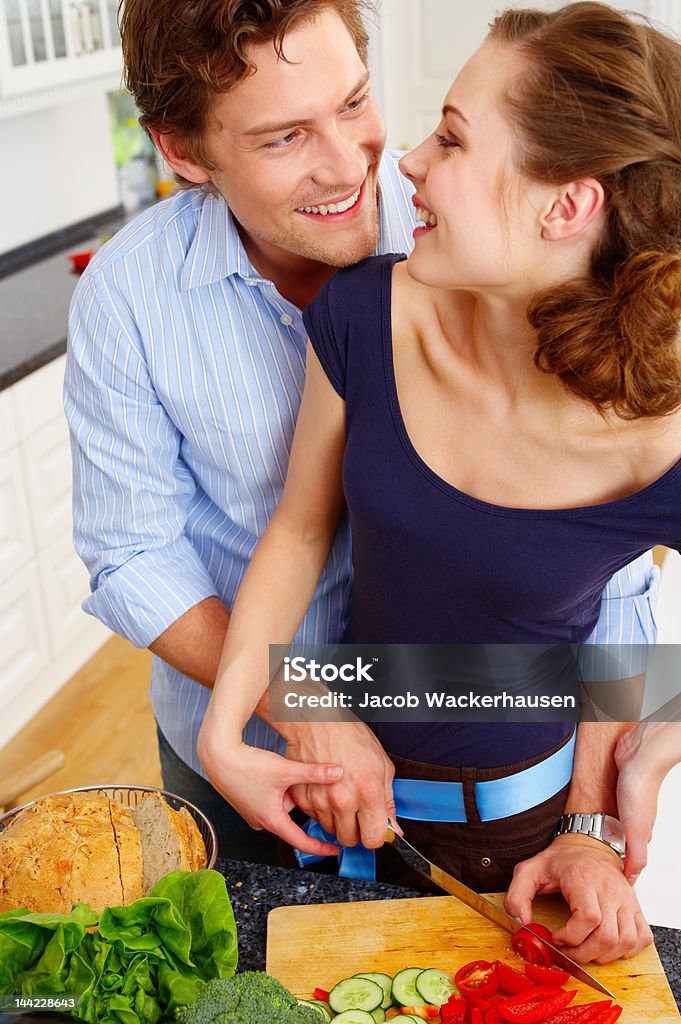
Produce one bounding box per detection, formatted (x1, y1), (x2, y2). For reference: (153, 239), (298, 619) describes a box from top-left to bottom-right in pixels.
(312, 129), (367, 187)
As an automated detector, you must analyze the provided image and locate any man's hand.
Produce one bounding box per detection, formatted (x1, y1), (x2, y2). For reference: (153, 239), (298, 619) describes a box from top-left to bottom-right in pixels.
(284, 720), (398, 849)
(505, 834), (653, 964)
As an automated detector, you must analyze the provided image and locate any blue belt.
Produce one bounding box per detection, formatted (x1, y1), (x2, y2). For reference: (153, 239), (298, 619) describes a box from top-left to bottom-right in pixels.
(295, 731), (576, 881)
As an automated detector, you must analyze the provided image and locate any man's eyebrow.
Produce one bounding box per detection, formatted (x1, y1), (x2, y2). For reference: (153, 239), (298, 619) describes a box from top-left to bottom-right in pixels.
(442, 104), (470, 126)
(242, 72), (371, 137)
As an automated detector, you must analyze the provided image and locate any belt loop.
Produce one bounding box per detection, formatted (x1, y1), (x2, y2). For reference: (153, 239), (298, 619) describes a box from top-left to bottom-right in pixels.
(462, 766), (483, 828)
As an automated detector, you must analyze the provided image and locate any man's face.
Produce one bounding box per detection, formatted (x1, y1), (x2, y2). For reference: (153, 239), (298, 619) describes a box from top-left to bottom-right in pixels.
(190, 8), (386, 272)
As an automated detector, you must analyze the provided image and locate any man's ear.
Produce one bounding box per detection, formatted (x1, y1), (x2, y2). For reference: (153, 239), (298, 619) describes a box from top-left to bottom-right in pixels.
(541, 178), (605, 240)
(150, 129), (213, 186)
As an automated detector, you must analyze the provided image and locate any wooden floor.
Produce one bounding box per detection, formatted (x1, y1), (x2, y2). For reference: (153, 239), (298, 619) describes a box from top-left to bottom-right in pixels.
(0, 635), (162, 812)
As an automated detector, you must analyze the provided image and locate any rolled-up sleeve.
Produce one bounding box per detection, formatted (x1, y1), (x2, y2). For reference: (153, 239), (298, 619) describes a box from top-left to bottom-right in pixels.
(580, 553), (659, 681)
(65, 272), (219, 648)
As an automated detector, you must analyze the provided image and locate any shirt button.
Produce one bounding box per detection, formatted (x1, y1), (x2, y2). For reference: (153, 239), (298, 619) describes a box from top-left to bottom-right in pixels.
(280, 313), (294, 326)
(480, 856), (492, 868)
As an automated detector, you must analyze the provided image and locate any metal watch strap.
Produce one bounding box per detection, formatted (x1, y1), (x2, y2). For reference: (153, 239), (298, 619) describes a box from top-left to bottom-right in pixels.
(554, 813), (626, 858)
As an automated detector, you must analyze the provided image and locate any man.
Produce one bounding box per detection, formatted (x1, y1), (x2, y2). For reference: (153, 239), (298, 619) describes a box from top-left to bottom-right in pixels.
(65, 0), (655, 962)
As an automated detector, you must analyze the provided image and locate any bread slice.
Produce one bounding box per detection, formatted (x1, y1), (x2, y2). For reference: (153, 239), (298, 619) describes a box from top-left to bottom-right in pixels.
(132, 791), (193, 894)
(0, 793), (131, 913)
(109, 799), (144, 904)
(179, 806), (208, 870)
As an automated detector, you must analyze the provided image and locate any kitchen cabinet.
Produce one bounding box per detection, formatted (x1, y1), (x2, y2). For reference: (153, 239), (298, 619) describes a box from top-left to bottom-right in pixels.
(0, 0), (121, 100)
(0, 355), (108, 750)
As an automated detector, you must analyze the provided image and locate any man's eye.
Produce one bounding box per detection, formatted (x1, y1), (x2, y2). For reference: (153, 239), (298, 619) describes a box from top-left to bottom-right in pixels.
(346, 93), (369, 113)
(266, 130), (302, 150)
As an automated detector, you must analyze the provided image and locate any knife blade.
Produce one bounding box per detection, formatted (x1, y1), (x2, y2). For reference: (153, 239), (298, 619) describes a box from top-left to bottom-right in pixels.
(385, 823), (614, 998)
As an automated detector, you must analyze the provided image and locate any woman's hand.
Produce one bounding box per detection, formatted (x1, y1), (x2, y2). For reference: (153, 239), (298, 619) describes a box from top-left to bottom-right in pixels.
(614, 720), (681, 881)
(197, 715), (345, 856)
(505, 834), (653, 964)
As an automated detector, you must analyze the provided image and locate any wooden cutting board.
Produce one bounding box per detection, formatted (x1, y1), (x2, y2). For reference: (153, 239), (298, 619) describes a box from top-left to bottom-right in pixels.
(266, 894), (680, 1021)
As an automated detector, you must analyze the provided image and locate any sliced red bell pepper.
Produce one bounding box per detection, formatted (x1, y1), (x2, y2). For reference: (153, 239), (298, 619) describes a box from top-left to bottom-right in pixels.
(399, 1006), (439, 1019)
(313, 987), (330, 1002)
(496, 961), (538, 993)
(466, 995), (493, 1021)
(485, 1009), (503, 1024)
(442, 995), (468, 1023)
(590, 1008), (622, 1024)
(536, 1002), (614, 1023)
(455, 960), (500, 1000)
(525, 963), (570, 987)
(512, 929), (554, 967)
(497, 986), (576, 1022)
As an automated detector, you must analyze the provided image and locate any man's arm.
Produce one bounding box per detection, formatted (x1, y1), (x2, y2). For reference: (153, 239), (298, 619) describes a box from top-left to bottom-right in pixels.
(505, 721), (653, 964)
(150, 598), (230, 689)
(66, 272), (220, 651)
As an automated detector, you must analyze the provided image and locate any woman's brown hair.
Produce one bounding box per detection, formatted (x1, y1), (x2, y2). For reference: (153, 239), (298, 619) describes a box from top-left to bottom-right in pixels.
(120, 0), (372, 174)
(490, 2), (681, 419)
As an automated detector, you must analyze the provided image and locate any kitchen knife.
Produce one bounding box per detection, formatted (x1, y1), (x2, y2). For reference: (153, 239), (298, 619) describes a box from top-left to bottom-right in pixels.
(385, 823), (614, 998)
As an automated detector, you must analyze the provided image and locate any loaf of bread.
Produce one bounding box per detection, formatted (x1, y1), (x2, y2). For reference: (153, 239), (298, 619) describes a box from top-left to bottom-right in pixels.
(0, 790), (208, 915)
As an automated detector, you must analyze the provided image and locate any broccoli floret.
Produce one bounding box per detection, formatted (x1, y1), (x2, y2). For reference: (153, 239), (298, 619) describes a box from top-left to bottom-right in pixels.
(176, 972), (323, 1024)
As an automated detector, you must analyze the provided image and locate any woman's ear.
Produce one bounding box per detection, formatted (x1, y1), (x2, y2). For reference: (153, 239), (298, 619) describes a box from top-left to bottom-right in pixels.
(150, 129), (213, 185)
(541, 178), (605, 240)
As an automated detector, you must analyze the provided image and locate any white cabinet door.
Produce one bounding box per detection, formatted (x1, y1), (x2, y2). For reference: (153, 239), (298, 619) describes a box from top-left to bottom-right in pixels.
(11, 353), (66, 440)
(0, 563), (50, 712)
(22, 414), (73, 551)
(0, 387), (18, 455)
(0, 447), (34, 578)
(0, 0), (121, 98)
(38, 532), (101, 655)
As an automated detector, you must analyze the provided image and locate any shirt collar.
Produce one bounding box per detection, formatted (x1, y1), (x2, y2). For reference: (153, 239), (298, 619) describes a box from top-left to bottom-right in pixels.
(180, 157), (395, 292)
(180, 189), (258, 291)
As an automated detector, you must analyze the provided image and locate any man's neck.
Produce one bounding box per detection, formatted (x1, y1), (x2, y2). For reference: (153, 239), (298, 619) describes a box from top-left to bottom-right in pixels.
(237, 226), (338, 309)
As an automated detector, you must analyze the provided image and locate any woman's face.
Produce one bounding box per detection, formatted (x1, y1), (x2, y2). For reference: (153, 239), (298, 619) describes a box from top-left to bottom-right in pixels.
(400, 40), (551, 296)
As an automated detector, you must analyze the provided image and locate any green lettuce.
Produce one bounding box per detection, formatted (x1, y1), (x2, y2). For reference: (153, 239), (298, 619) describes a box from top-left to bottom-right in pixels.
(0, 870), (238, 1023)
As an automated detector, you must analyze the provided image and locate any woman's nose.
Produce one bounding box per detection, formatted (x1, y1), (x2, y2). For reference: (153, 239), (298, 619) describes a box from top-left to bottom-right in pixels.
(399, 137), (431, 185)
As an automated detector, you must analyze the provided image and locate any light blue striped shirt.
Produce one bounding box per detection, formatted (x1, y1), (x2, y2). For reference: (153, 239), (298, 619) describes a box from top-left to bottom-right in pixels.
(65, 150), (657, 777)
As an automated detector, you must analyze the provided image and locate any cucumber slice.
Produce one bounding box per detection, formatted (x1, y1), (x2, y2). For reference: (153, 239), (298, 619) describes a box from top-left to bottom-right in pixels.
(309, 1000), (332, 1022)
(415, 967), (456, 1006)
(296, 998), (330, 1021)
(354, 972), (393, 1010)
(391, 966), (426, 1007)
(329, 977), (383, 1014)
(370, 1008), (386, 1023)
(331, 1012), (375, 1024)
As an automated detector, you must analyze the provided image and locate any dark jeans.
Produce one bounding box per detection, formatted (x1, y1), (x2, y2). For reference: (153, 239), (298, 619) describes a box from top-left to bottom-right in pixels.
(156, 724), (279, 865)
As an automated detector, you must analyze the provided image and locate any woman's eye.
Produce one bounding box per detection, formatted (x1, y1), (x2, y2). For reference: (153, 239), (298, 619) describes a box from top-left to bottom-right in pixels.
(435, 133), (461, 149)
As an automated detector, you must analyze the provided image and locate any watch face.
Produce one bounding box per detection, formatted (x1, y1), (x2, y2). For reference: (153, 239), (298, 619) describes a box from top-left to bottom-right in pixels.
(602, 815), (627, 855)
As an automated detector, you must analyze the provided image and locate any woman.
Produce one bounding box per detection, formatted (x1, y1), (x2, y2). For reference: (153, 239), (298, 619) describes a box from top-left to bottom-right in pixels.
(200, 2), (680, 960)
(615, 697), (681, 880)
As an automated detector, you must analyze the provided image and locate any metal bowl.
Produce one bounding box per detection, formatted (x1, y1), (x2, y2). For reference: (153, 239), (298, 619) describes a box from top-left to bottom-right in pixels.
(0, 784), (218, 869)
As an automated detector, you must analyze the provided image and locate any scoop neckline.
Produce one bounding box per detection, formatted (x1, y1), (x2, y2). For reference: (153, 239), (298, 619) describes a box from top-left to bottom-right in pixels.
(381, 253), (681, 519)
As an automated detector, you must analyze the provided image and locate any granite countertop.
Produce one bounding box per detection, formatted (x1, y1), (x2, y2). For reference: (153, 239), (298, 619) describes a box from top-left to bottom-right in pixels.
(0, 207), (138, 392)
(217, 857), (681, 1013)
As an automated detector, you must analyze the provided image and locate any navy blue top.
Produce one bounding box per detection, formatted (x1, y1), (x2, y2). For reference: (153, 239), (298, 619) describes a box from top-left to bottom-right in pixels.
(303, 254), (681, 766)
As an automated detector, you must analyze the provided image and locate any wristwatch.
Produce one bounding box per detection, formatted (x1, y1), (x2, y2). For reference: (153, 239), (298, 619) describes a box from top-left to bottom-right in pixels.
(554, 813), (626, 858)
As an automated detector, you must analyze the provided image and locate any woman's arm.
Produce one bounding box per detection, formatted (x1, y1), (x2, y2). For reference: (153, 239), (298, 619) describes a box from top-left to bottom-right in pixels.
(206, 345), (347, 735)
(615, 699), (681, 880)
(196, 347), (354, 853)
